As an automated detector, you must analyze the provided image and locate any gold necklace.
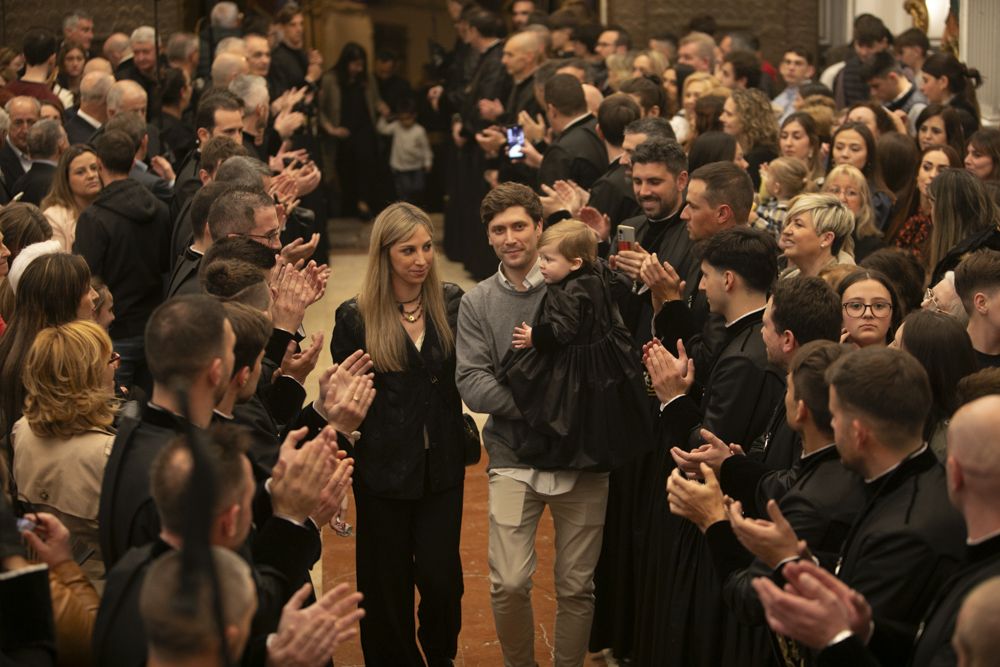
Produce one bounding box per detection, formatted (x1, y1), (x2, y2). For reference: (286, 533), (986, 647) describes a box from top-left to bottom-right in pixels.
(398, 299), (423, 323)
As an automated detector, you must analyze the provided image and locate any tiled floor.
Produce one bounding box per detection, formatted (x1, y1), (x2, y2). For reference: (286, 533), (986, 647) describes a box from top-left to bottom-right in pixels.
(305, 218), (590, 666)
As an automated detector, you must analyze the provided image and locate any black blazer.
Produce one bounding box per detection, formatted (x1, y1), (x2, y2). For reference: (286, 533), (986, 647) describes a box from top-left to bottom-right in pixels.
(538, 114), (607, 191)
(587, 157), (640, 235)
(836, 447), (966, 638)
(330, 284), (466, 499)
(0, 142), (26, 195)
(164, 247), (202, 299)
(10, 162), (56, 206)
(64, 108), (100, 146)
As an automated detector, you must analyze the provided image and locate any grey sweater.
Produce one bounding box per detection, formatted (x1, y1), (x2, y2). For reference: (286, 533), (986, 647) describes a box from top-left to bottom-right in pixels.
(456, 270), (546, 469)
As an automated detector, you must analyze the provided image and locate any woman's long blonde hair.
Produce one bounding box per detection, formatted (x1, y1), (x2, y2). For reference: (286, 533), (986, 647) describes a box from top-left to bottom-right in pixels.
(824, 165), (880, 240)
(358, 203), (453, 372)
(22, 319), (117, 439)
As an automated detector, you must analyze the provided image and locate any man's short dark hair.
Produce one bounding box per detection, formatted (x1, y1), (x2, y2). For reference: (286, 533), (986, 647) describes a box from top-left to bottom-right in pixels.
(826, 347), (931, 446)
(630, 138), (687, 177)
(145, 295), (228, 386)
(954, 249), (1000, 315)
(689, 161), (755, 223)
(207, 188), (274, 240)
(151, 425), (250, 534)
(547, 8), (579, 32)
(859, 247), (926, 313)
(201, 258), (268, 298)
(618, 77), (667, 116)
(480, 182), (542, 226)
(201, 236), (277, 273)
(724, 50), (762, 89)
(533, 60), (563, 91)
(544, 73), (587, 117)
(374, 49), (397, 63)
(274, 2), (303, 25)
(956, 367), (1000, 408)
(94, 130), (137, 174)
(199, 136), (250, 177)
(570, 23), (602, 54)
(215, 156), (270, 187)
(687, 14), (717, 36)
(467, 8), (506, 39)
(105, 111), (147, 152)
(222, 301), (270, 373)
(558, 58), (593, 83)
(159, 67), (188, 108)
(25, 119), (63, 159)
(771, 276), (842, 345)
(191, 181), (245, 241)
(596, 93), (641, 147)
(784, 45), (814, 66)
(895, 28), (930, 55)
(853, 14), (888, 47)
(195, 90), (243, 135)
(700, 226), (778, 294)
(624, 116), (676, 142)
(860, 50), (901, 82)
(789, 340), (848, 435)
(605, 24), (631, 49)
(22, 29), (58, 67)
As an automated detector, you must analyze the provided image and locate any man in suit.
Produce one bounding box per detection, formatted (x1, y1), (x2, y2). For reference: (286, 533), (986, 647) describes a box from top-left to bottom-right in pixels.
(741, 347), (967, 663)
(165, 180), (231, 299)
(11, 118), (67, 205)
(64, 71), (112, 145)
(0, 97), (39, 194)
(537, 73), (606, 190)
(95, 422), (347, 666)
(104, 111), (173, 204)
(74, 130), (172, 392)
(673, 275), (845, 517)
(115, 27), (162, 121)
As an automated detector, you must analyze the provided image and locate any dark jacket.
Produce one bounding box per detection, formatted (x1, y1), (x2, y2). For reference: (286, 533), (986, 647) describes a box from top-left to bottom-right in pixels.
(97, 404), (185, 568)
(538, 114), (606, 191)
(164, 247), (202, 299)
(460, 40), (510, 136)
(587, 157), (640, 236)
(63, 108), (100, 146)
(157, 113), (197, 170)
(0, 142), (27, 194)
(659, 309), (785, 449)
(0, 562), (55, 665)
(115, 60), (161, 121)
(268, 43), (309, 99)
(73, 178), (170, 339)
(10, 162), (56, 206)
(330, 284), (466, 498)
(714, 444), (866, 625)
(836, 447), (966, 639)
(129, 162), (173, 205)
(931, 225), (1000, 287)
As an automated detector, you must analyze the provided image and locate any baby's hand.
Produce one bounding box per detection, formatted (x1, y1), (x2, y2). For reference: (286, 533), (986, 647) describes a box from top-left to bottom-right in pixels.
(512, 321), (533, 349)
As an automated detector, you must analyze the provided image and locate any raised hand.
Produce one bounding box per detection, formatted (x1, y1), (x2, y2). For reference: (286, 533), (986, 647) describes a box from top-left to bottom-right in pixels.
(666, 464), (727, 532)
(266, 582), (365, 666)
(670, 428), (735, 477)
(279, 331), (323, 385)
(727, 499), (802, 569)
(643, 338), (694, 403)
(639, 252), (686, 308)
(577, 206), (610, 242)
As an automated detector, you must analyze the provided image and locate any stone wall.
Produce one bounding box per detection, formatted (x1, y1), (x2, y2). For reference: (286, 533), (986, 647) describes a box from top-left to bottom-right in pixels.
(0, 0), (184, 47)
(609, 0), (820, 72)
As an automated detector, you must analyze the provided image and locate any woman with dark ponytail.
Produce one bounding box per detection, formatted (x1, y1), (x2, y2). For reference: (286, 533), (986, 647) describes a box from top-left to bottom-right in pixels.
(920, 53), (983, 136)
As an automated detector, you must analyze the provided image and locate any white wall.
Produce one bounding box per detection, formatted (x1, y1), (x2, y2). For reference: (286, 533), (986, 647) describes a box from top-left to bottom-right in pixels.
(850, 0), (951, 42)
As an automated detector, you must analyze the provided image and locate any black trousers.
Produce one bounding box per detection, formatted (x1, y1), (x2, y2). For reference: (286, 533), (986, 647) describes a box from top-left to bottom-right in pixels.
(354, 481), (464, 667)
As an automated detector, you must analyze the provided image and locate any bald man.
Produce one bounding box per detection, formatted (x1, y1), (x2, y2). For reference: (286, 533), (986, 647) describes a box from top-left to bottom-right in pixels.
(103, 33), (131, 69)
(479, 30), (545, 124)
(754, 395), (1000, 667)
(953, 577), (1000, 667)
(66, 71), (114, 144)
(211, 53), (249, 90)
(83, 58), (114, 76)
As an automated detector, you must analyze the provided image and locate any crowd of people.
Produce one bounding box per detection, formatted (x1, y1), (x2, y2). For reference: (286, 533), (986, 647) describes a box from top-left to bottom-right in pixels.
(1, 2), (1000, 667)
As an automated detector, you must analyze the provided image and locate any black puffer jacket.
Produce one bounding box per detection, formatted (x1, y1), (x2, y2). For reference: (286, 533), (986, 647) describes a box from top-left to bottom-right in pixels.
(74, 178), (170, 339)
(331, 283), (466, 499)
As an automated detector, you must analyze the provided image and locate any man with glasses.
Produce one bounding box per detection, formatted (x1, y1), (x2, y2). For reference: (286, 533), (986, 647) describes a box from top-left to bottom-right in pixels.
(74, 129), (171, 395)
(206, 187), (283, 251)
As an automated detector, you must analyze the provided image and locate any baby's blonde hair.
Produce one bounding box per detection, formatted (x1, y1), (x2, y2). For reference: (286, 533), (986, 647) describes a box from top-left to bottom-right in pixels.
(766, 157), (812, 199)
(539, 220), (598, 267)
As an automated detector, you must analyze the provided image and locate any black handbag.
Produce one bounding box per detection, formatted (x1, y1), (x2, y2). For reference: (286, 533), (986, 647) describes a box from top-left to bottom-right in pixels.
(462, 413), (482, 465)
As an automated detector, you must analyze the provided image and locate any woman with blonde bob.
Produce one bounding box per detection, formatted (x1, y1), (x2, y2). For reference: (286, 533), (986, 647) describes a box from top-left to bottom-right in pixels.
(11, 319), (118, 582)
(823, 164), (884, 262)
(330, 201), (466, 666)
(779, 193), (856, 278)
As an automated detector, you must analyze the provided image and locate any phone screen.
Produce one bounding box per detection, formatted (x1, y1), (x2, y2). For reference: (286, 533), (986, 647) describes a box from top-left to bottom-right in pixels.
(506, 125), (525, 159)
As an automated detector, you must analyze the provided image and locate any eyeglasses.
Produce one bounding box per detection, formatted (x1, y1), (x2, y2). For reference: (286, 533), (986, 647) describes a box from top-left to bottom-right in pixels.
(235, 230), (281, 244)
(108, 351), (121, 366)
(922, 287), (946, 314)
(843, 301), (893, 318)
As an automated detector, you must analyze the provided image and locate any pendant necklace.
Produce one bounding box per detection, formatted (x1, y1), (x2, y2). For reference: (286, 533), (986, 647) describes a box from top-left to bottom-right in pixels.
(398, 297), (423, 323)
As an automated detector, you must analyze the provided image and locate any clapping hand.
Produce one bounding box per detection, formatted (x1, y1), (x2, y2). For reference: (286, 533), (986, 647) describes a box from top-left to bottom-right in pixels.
(613, 243), (650, 282)
(639, 253), (686, 310)
(512, 321), (533, 349)
(671, 428), (737, 478)
(265, 582), (365, 666)
(666, 464), (728, 532)
(277, 331), (323, 385)
(280, 234), (321, 267)
(753, 559), (872, 649)
(270, 428), (334, 524)
(643, 338), (694, 403)
(577, 206), (610, 242)
(727, 499), (804, 569)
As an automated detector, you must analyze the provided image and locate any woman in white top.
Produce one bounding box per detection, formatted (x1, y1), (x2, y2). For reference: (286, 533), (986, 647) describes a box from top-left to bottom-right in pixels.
(41, 145), (102, 252)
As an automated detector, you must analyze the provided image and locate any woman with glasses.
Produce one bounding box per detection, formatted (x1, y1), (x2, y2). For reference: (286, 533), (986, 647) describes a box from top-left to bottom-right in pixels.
(330, 202), (466, 666)
(11, 319), (119, 584)
(837, 269), (903, 347)
(779, 193), (855, 279)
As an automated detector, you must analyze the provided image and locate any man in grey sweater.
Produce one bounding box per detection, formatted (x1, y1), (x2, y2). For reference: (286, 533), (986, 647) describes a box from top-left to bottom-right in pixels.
(456, 182), (610, 667)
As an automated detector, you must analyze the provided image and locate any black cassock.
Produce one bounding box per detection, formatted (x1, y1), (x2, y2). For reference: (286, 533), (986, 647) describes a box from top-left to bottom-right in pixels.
(500, 262), (652, 472)
(632, 308), (786, 667)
